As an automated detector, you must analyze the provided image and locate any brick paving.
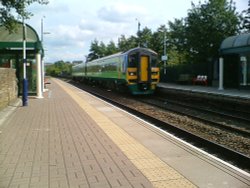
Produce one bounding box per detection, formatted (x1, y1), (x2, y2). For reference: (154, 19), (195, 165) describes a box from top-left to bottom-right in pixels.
(0, 80), (153, 188)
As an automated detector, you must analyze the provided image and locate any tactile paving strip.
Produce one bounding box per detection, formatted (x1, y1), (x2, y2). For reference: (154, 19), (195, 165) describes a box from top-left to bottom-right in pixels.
(56, 80), (197, 188)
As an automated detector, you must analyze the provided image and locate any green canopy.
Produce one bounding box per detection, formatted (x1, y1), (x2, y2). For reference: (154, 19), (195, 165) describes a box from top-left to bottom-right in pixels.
(0, 23), (42, 52)
(0, 23), (43, 95)
(220, 33), (250, 54)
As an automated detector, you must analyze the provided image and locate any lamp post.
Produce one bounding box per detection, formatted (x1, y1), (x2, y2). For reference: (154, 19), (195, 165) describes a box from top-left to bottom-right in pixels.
(163, 32), (167, 75)
(41, 17), (50, 92)
(136, 18), (141, 47)
(161, 29), (168, 75)
(22, 16), (28, 106)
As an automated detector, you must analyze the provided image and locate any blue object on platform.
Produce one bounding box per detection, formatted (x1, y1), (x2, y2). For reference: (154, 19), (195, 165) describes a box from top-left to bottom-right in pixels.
(22, 78), (28, 106)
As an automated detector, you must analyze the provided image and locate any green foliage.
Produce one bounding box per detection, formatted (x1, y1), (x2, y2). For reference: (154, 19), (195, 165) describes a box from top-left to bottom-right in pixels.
(46, 61), (72, 77)
(0, 0), (49, 31)
(87, 39), (101, 61)
(106, 41), (118, 55)
(118, 35), (137, 51)
(138, 27), (152, 48)
(241, 0), (250, 33)
(86, 0), (241, 67)
(168, 19), (187, 53)
(149, 25), (166, 56)
(185, 0), (240, 63)
(167, 49), (189, 65)
(87, 39), (119, 61)
(87, 27), (156, 61)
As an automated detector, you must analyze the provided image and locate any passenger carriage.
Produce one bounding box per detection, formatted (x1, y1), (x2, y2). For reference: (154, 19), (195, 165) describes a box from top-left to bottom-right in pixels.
(72, 47), (160, 95)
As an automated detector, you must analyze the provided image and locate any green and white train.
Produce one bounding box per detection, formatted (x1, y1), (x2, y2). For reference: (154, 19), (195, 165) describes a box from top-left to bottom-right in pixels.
(72, 47), (160, 95)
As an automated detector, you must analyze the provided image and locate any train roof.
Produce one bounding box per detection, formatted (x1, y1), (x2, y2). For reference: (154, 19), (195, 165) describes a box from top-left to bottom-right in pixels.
(124, 47), (157, 55)
(91, 47), (157, 62)
(72, 47), (157, 68)
(91, 51), (123, 63)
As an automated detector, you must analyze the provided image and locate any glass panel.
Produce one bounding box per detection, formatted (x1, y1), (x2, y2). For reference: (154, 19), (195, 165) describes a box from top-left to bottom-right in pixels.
(128, 53), (139, 67)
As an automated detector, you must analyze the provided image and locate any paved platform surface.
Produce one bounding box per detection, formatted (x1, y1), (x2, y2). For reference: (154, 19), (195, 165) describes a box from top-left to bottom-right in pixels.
(1, 78), (250, 188)
(158, 83), (250, 100)
(0, 80), (154, 188)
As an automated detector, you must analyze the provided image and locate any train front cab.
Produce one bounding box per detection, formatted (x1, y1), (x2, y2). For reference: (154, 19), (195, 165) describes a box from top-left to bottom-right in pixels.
(126, 50), (160, 94)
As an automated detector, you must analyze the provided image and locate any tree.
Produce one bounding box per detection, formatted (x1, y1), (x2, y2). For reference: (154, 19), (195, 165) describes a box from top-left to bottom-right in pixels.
(86, 0), (242, 69)
(168, 19), (189, 64)
(241, 0), (250, 33)
(118, 35), (137, 51)
(185, 0), (240, 64)
(137, 27), (152, 48)
(105, 41), (119, 55)
(0, 0), (48, 31)
(168, 19), (187, 54)
(46, 61), (72, 77)
(87, 39), (103, 61)
(150, 25), (166, 56)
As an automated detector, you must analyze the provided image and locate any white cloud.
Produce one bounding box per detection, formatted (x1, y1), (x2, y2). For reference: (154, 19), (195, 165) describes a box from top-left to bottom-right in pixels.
(79, 19), (98, 33)
(78, 18), (136, 46)
(25, 0), (246, 63)
(97, 2), (147, 23)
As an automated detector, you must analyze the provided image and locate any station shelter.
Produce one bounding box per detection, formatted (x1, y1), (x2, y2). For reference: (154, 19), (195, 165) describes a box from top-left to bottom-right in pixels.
(219, 33), (250, 90)
(0, 23), (43, 97)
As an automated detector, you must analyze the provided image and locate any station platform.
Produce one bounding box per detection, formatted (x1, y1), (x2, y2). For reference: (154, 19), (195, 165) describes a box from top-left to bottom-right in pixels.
(157, 83), (250, 100)
(0, 78), (250, 188)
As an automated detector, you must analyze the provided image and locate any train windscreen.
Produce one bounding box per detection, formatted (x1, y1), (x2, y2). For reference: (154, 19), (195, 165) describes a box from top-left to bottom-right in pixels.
(128, 53), (139, 67)
(151, 55), (158, 67)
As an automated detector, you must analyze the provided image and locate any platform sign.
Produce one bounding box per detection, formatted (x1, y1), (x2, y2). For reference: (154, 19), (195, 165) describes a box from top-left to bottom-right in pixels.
(161, 55), (168, 61)
(240, 56), (247, 62)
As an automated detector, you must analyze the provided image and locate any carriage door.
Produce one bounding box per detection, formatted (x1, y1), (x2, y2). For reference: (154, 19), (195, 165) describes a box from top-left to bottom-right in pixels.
(140, 56), (149, 82)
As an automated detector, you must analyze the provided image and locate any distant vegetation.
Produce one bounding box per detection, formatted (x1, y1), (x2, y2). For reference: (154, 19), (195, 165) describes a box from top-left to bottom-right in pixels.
(45, 0), (250, 78)
(3, 0), (249, 80)
(46, 61), (72, 77)
(87, 0), (249, 67)
(0, 0), (49, 31)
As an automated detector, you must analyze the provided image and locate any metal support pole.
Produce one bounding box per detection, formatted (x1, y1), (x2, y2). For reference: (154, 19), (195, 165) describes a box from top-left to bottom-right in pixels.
(22, 17), (28, 106)
(240, 56), (247, 86)
(136, 18), (140, 47)
(41, 17), (50, 92)
(163, 32), (167, 75)
(41, 18), (45, 92)
(36, 53), (43, 98)
(218, 57), (224, 90)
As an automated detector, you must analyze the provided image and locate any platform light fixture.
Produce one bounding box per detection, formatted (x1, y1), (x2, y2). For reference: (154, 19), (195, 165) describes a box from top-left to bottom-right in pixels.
(22, 14), (28, 106)
(159, 26), (168, 76)
(163, 31), (167, 75)
(41, 16), (51, 92)
(136, 18), (141, 47)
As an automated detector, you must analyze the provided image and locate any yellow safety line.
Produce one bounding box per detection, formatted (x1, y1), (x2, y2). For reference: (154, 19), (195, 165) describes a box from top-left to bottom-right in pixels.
(55, 79), (196, 188)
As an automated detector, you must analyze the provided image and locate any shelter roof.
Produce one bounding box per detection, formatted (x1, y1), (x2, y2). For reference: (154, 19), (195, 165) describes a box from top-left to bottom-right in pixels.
(220, 33), (250, 54)
(0, 22), (42, 51)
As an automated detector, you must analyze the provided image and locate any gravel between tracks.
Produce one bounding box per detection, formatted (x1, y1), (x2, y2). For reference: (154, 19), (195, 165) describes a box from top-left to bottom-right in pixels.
(117, 96), (250, 157)
(71, 81), (250, 158)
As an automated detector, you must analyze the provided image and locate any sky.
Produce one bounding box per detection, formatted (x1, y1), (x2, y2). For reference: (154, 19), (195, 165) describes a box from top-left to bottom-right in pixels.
(26, 0), (248, 63)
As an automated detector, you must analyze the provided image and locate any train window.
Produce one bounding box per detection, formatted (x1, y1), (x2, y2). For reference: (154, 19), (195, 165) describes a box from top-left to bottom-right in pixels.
(128, 53), (138, 67)
(151, 55), (158, 67)
(121, 57), (126, 73)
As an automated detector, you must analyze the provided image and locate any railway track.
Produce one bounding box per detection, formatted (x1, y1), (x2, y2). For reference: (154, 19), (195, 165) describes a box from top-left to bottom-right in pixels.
(68, 80), (250, 172)
(166, 98), (250, 124)
(138, 97), (250, 138)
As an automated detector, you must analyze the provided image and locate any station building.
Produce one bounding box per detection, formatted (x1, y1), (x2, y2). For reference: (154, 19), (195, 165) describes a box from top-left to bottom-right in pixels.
(0, 22), (44, 98)
(219, 33), (250, 90)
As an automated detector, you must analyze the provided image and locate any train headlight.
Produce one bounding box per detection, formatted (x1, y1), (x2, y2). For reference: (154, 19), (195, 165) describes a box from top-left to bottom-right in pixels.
(129, 72), (136, 76)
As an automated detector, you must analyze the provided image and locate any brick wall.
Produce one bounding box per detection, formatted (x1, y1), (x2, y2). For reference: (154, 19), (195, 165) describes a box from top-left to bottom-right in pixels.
(0, 68), (18, 110)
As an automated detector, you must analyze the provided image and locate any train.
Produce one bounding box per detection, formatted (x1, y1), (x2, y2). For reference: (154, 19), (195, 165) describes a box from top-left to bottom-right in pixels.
(72, 47), (160, 95)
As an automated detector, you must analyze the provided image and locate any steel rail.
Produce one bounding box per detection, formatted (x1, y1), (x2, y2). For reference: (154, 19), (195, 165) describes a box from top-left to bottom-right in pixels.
(68, 80), (250, 172)
(139, 98), (250, 138)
